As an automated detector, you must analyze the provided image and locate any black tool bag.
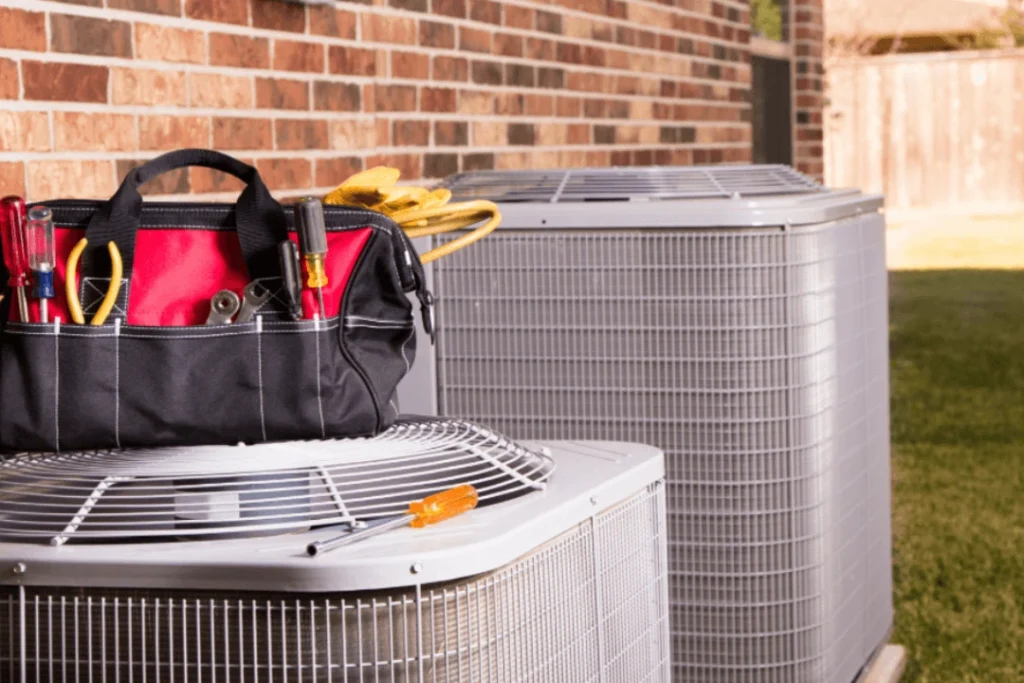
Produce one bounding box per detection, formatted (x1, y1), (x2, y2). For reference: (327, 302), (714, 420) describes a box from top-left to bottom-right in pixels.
(0, 149), (432, 453)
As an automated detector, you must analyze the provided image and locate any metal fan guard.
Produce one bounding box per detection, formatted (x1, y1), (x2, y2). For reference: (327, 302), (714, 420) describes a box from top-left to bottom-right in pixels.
(0, 419), (554, 545)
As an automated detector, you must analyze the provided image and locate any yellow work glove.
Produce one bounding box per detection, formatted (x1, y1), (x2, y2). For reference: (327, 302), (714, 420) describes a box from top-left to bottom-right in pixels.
(323, 167), (501, 264)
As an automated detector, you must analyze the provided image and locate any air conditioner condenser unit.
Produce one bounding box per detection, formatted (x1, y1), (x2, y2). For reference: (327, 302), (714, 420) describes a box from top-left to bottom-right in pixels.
(398, 166), (894, 683)
(0, 419), (670, 683)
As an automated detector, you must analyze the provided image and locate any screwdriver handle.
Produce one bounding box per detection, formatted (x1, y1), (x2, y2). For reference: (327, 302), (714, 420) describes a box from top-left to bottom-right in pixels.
(295, 198), (328, 256)
(1, 196), (29, 286)
(408, 484), (479, 528)
(277, 240), (303, 320)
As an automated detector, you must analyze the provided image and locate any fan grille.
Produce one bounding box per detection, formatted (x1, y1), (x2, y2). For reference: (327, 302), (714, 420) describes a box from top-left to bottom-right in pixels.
(442, 166), (823, 203)
(0, 419), (554, 544)
(0, 485), (669, 683)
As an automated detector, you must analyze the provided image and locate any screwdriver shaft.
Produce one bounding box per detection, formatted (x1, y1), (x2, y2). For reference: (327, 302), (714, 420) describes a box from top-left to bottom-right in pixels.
(15, 288), (28, 323)
(307, 514), (414, 557)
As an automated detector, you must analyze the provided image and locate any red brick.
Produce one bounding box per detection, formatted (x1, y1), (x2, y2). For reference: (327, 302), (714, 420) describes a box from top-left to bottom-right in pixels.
(366, 153), (420, 180)
(117, 159), (189, 196)
(472, 121), (505, 147)
(315, 157), (364, 187)
(185, 0), (248, 25)
(526, 37), (554, 60)
(256, 158), (312, 191)
(504, 5), (533, 29)
(435, 121), (468, 146)
(0, 60), (16, 100)
(108, 0), (180, 16)
(116, 70), (187, 108)
(140, 115), (210, 150)
(0, 163), (25, 197)
(314, 82), (361, 112)
(256, 78), (309, 111)
(275, 119), (328, 150)
(420, 21), (456, 49)
(460, 27), (491, 53)
(422, 87), (457, 113)
(328, 46), (377, 77)
(211, 117), (272, 149)
(362, 84), (376, 113)
(191, 166), (247, 194)
(557, 96), (581, 117)
(361, 14), (417, 44)
(389, 0), (427, 12)
(136, 24), (205, 64)
(536, 10), (562, 34)
(494, 34), (523, 57)
(433, 0), (466, 19)
(275, 40), (324, 73)
(462, 153), (494, 172)
(209, 33), (269, 69)
(28, 161), (115, 201)
(567, 124), (590, 144)
(458, 90), (493, 116)
(392, 120), (430, 147)
(423, 153), (458, 179)
(0, 7), (46, 51)
(329, 119), (377, 151)
(309, 7), (357, 38)
(470, 0), (502, 24)
(0, 112), (50, 152)
(472, 61), (503, 86)
(189, 73), (252, 109)
(23, 62), (109, 104)
(51, 15), (132, 57)
(433, 56), (468, 82)
(54, 112), (135, 152)
(374, 85), (416, 112)
(392, 52), (429, 80)
(252, 0), (305, 32)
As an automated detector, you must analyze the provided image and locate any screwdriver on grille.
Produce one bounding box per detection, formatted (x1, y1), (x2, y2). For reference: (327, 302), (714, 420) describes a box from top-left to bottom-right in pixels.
(294, 198), (328, 320)
(307, 484), (479, 558)
(1, 196), (30, 323)
(26, 205), (56, 324)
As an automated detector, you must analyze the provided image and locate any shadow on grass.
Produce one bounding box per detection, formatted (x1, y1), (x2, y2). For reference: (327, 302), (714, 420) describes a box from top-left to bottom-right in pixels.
(889, 270), (1024, 682)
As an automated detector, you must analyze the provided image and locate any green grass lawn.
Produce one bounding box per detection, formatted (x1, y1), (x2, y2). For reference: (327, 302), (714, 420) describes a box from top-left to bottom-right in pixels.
(889, 271), (1024, 682)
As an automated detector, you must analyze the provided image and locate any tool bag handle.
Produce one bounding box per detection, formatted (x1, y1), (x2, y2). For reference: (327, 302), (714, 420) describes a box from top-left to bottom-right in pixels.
(82, 149), (289, 282)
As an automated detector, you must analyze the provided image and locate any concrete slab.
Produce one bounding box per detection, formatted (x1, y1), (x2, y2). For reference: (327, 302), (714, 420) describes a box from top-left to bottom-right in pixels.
(859, 645), (907, 683)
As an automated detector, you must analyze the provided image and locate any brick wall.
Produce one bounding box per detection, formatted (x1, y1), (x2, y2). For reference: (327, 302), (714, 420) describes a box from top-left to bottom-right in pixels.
(792, 0), (824, 179)
(0, 0), (819, 202)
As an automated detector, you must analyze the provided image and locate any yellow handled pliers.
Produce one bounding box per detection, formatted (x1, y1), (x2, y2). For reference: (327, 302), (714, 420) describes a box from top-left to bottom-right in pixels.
(65, 238), (123, 326)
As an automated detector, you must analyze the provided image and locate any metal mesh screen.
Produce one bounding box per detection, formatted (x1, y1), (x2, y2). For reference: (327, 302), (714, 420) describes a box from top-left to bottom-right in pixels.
(431, 215), (892, 683)
(0, 484), (669, 683)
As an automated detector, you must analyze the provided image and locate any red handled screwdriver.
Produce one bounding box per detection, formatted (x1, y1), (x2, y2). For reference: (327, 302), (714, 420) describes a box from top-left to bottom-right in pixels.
(1, 196), (31, 322)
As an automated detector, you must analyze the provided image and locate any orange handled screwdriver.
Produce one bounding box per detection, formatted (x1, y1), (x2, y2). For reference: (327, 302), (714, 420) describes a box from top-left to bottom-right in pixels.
(307, 484), (479, 557)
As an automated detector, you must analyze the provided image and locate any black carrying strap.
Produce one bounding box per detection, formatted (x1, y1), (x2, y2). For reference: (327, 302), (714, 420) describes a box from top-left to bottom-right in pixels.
(84, 149), (289, 281)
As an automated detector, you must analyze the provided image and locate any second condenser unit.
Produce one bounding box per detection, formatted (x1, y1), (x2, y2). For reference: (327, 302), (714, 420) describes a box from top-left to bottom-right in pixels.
(398, 165), (893, 683)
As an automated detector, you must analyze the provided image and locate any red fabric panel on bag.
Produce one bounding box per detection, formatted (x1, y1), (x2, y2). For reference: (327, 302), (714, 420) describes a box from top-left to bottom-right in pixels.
(12, 227), (373, 326)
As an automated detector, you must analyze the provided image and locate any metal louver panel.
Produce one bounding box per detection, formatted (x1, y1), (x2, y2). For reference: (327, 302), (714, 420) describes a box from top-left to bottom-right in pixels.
(442, 166), (823, 203)
(427, 211), (892, 683)
(0, 484), (670, 683)
(0, 419), (554, 544)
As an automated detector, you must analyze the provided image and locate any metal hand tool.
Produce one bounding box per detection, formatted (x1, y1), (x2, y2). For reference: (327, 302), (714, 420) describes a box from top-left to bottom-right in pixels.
(278, 240), (303, 320)
(206, 290), (240, 325)
(307, 484), (478, 558)
(1, 196), (30, 322)
(65, 238), (123, 326)
(235, 282), (272, 323)
(26, 205), (56, 324)
(295, 198), (329, 319)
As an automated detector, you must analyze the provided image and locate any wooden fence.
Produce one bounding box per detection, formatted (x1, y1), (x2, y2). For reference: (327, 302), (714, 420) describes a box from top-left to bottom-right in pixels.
(826, 49), (1024, 210)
